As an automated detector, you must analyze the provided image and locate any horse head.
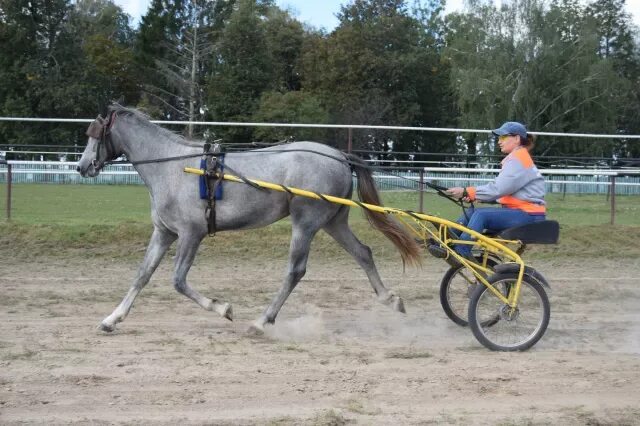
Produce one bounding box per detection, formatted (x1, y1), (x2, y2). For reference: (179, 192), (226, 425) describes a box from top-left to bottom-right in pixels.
(77, 111), (120, 177)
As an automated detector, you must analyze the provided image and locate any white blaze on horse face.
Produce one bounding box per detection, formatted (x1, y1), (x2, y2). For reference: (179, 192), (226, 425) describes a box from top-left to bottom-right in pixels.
(77, 137), (100, 177)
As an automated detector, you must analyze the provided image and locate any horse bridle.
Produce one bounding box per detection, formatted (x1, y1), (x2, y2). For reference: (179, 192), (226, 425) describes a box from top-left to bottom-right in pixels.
(85, 111), (117, 171)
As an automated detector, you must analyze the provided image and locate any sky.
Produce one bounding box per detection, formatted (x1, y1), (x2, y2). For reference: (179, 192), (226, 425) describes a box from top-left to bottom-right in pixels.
(115, 0), (640, 29)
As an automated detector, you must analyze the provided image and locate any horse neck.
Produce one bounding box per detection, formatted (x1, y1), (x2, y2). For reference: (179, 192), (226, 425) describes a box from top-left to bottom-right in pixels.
(112, 118), (201, 192)
(115, 119), (189, 160)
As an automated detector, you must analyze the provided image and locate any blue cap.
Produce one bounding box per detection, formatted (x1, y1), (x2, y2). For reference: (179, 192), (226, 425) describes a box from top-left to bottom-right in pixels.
(492, 121), (527, 139)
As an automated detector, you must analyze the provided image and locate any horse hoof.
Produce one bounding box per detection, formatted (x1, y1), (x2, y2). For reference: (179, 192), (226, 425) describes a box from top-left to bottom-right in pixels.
(221, 303), (233, 321)
(393, 296), (406, 314)
(247, 323), (264, 336)
(98, 322), (116, 333)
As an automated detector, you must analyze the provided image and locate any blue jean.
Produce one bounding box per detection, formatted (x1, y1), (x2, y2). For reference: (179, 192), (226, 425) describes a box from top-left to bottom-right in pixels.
(453, 207), (545, 256)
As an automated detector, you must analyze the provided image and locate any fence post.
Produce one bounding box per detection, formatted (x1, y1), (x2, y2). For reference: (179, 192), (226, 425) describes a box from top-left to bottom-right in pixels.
(1, 160), (10, 221)
(419, 169), (424, 213)
(347, 128), (352, 153)
(610, 174), (616, 225)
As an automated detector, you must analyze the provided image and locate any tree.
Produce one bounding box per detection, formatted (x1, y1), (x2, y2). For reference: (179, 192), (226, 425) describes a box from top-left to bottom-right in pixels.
(70, 0), (139, 108)
(262, 7), (305, 92)
(301, 0), (453, 153)
(252, 90), (329, 142)
(0, 0), (137, 148)
(0, 0), (71, 146)
(206, 0), (275, 143)
(524, 0), (632, 156)
(135, 0), (235, 136)
(586, 0), (640, 157)
(444, 0), (634, 158)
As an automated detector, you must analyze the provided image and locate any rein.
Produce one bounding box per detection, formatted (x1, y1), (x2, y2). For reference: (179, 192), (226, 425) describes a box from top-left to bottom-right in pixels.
(111, 149), (462, 200)
(84, 117), (470, 213)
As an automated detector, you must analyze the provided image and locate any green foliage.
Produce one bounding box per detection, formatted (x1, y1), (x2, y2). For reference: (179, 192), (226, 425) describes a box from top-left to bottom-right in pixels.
(207, 0), (274, 142)
(586, 0), (640, 157)
(135, 0), (234, 132)
(253, 91), (330, 142)
(0, 0), (638, 159)
(263, 7), (305, 91)
(445, 0), (639, 158)
(302, 0), (453, 152)
(0, 0), (139, 149)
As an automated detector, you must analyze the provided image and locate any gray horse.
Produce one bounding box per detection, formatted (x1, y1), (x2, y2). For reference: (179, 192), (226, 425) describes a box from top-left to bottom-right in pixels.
(77, 105), (421, 334)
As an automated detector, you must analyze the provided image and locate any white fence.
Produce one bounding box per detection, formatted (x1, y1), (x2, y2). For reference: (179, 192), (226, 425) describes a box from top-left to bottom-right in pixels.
(0, 161), (142, 185)
(1, 161), (640, 195)
(376, 167), (640, 195)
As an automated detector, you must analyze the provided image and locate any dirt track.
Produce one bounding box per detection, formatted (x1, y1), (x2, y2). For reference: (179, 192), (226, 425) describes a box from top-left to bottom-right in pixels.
(1, 254), (640, 425)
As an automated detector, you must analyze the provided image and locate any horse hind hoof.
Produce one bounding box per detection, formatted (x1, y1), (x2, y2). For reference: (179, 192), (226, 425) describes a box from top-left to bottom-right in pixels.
(393, 296), (406, 314)
(380, 291), (406, 313)
(221, 303), (233, 321)
(98, 322), (116, 333)
(246, 323), (265, 336)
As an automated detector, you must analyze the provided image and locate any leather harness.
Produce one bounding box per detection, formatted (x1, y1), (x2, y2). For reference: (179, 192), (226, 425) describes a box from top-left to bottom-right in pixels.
(85, 112), (117, 171)
(202, 143), (225, 235)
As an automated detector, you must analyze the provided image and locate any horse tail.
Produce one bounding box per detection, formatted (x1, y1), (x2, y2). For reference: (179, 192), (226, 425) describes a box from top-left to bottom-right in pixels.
(346, 153), (422, 267)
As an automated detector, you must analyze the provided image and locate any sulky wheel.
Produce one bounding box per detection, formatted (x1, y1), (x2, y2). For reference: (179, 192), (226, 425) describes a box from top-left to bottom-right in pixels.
(439, 256), (500, 326)
(468, 271), (550, 351)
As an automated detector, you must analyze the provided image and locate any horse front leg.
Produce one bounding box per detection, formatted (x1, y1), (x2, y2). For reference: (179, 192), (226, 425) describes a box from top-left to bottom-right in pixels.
(100, 227), (176, 332)
(173, 232), (233, 321)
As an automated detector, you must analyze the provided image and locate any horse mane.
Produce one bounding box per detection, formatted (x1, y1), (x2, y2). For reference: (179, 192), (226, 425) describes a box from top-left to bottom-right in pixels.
(108, 103), (205, 148)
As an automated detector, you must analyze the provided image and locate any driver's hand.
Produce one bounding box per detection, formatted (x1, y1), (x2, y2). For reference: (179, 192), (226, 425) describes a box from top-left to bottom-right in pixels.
(446, 187), (472, 202)
(446, 187), (465, 199)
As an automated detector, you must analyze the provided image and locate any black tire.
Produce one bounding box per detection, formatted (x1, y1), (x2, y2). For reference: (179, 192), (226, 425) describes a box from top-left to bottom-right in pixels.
(468, 272), (550, 351)
(439, 256), (499, 326)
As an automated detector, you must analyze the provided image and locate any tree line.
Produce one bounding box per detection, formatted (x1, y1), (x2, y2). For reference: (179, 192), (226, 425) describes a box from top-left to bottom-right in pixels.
(0, 0), (638, 159)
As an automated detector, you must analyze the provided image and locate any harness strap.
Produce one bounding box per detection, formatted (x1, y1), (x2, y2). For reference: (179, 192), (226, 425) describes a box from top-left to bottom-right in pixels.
(213, 153), (225, 200)
(203, 144), (222, 236)
(198, 144), (268, 236)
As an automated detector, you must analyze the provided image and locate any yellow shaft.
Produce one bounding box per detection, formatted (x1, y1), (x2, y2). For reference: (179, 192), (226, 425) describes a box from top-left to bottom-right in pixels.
(183, 167), (524, 264)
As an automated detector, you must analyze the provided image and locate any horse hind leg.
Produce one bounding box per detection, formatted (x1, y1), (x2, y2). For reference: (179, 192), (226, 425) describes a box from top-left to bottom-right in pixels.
(172, 232), (233, 321)
(248, 220), (318, 335)
(100, 228), (176, 332)
(323, 208), (406, 313)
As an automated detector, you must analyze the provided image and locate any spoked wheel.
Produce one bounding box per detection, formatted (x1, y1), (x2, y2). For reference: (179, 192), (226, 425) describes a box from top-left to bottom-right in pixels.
(468, 272), (550, 351)
(439, 256), (499, 326)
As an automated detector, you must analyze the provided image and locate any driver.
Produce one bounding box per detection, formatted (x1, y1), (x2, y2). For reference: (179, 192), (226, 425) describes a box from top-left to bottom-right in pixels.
(445, 121), (546, 260)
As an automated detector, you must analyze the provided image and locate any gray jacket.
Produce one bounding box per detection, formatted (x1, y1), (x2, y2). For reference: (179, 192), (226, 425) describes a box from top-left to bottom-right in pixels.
(469, 148), (545, 213)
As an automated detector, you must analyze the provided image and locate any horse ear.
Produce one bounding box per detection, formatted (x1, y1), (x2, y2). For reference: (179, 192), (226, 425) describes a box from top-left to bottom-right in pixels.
(102, 99), (123, 117)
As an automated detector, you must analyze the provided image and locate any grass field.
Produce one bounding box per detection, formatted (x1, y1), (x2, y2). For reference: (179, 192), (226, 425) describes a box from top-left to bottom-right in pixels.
(1, 183), (639, 260)
(1, 183), (638, 226)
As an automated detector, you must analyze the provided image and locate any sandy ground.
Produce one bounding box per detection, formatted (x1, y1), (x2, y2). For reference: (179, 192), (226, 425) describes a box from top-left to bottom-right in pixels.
(1, 253), (640, 425)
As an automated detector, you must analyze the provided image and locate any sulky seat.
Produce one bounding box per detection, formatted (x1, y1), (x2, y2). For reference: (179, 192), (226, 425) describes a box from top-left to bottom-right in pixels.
(497, 220), (560, 244)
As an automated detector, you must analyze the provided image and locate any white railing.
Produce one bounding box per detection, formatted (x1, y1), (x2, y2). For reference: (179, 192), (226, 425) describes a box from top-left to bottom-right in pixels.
(1, 161), (639, 195)
(0, 160), (141, 185)
(2, 116), (640, 139)
(371, 167), (640, 195)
